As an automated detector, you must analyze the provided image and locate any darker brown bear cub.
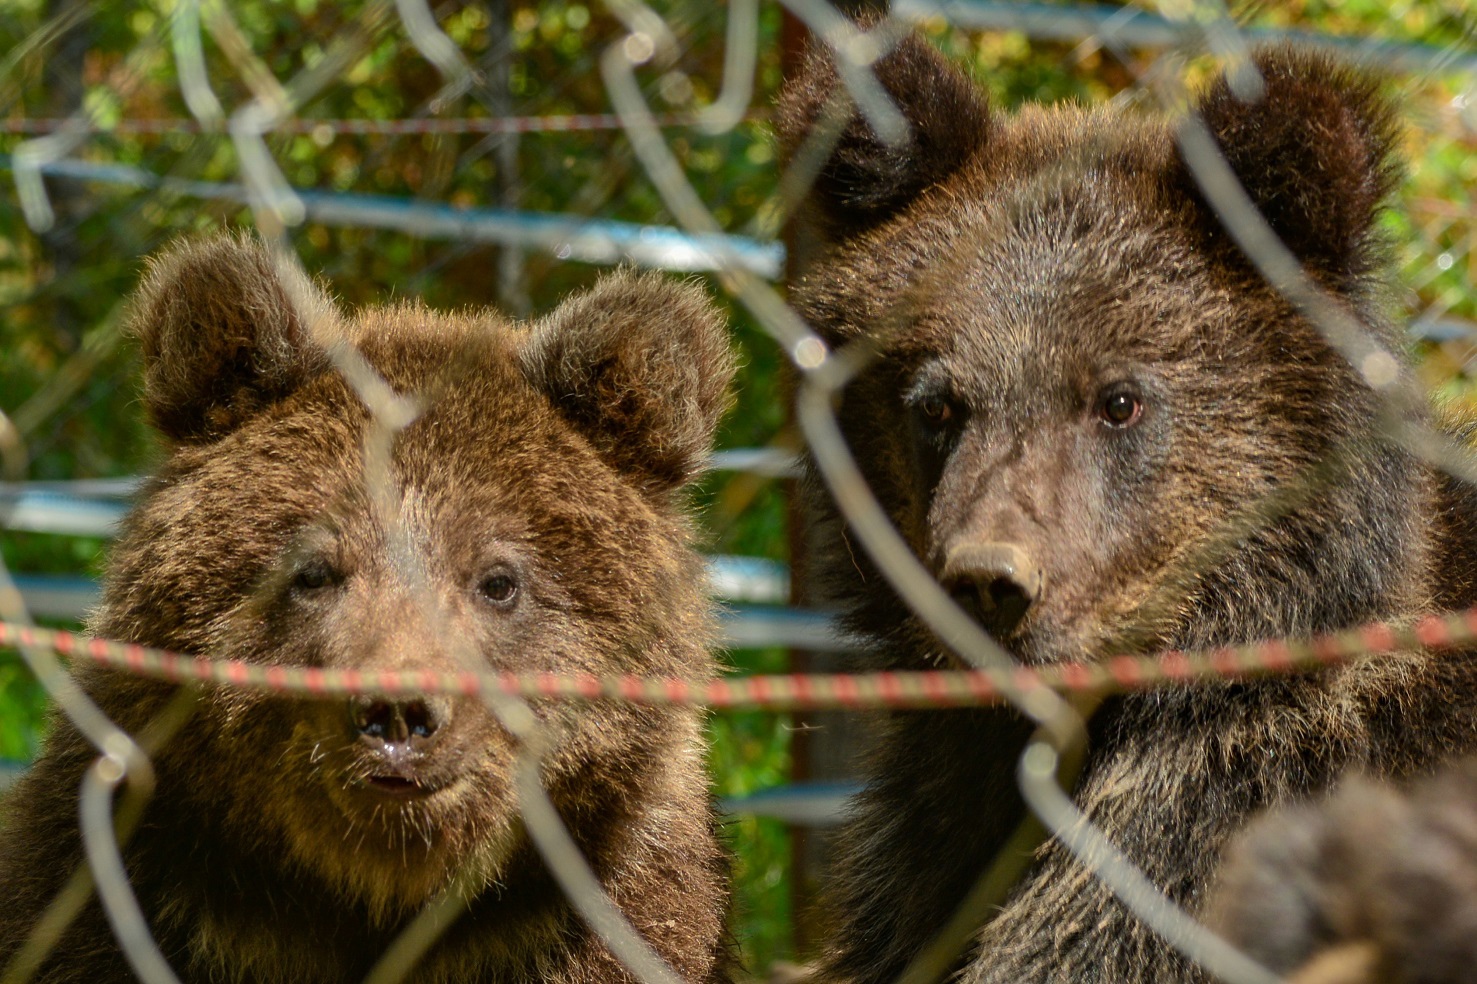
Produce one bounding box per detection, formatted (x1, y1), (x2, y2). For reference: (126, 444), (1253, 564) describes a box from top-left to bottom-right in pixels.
(0, 235), (734, 983)
(778, 31), (1477, 984)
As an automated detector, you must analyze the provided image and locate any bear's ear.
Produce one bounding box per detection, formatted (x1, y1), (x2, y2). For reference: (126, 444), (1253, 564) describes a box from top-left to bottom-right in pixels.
(126, 234), (338, 444)
(774, 28), (993, 239)
(1187, 45), (1400, 284)
(519, 269), (735, 495)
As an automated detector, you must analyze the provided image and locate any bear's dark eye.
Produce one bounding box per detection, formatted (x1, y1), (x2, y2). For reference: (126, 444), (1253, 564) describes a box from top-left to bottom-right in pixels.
(479, 572), (519, 606)
(291, 560), (340, 594)
(920, 395), (951, 425)
(1097, 390), (1143, 428)
(914, 392), (961, 431)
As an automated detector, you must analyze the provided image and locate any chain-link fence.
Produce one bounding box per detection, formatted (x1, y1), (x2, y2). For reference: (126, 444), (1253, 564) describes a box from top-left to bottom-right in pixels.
(1, 1), (1476, 982)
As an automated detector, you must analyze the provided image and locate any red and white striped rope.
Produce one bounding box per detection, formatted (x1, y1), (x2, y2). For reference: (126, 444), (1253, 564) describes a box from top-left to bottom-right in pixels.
(0, 112), (764, 137)
(4, 609), (1476, 711)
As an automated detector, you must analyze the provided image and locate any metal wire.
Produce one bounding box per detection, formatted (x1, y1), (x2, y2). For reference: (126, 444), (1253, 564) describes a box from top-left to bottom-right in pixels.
(77, 759), (178, 984)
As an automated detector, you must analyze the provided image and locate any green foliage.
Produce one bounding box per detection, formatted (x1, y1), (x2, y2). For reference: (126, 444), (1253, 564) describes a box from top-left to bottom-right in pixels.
(708, 649), (795, 971)
(0, 660), (45, 761)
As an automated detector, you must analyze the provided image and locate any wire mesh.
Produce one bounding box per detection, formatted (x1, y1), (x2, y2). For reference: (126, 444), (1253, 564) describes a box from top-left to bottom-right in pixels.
(1, 2), (1476, 983)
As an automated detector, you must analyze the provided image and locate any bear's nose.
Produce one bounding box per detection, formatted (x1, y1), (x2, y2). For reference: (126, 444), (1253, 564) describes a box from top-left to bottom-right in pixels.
(940, 542), (1043, 640)
(348, 696), (445, 747)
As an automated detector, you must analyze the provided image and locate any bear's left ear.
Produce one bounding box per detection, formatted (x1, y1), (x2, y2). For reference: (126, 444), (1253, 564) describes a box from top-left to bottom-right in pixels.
(1185, 44), (1400, 285)
(519, 270), (735, 494)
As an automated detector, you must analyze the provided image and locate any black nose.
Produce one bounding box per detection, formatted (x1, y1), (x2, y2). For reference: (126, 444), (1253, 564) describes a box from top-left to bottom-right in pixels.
(940, 542), (1043, 639)
(349, 697), (443, 745)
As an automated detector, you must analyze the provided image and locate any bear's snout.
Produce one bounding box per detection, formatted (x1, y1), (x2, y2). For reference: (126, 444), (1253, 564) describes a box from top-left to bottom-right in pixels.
(940, 541), (1042, 640)
(349, 695), (447, 742)
(347, 696), (453, 793)
(348, 694), (446, 747)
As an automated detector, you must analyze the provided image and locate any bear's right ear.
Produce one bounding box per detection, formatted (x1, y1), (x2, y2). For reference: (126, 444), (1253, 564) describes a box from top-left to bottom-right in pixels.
(774, 27), (993, 239)
(519, 269), (735, 496)
(126, 234), (337, 444)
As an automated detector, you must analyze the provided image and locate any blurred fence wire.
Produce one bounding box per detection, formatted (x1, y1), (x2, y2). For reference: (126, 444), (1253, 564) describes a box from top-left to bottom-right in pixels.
(1, 1), (1476, 983)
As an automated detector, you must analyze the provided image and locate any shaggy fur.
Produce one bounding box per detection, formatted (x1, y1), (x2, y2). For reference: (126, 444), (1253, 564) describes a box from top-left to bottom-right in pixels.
(1211, 759), (1477, 984)
(0, 235), (735, 983)
(777, 32), (1477, 984)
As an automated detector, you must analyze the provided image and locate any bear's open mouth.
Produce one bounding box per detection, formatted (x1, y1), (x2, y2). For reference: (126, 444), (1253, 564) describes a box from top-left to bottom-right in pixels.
(365, 775), (436, 799)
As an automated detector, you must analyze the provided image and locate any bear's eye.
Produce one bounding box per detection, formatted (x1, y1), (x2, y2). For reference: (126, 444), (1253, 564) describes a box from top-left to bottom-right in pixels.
(290, 560), (340, 594)
(921, 397), (951, 425)
(1097, 390), (1144, 428)
(479, 572), (519, 606)
(915, 393), (959, 430)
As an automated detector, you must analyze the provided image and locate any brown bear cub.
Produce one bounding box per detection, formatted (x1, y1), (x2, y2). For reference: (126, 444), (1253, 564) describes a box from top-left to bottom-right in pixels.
(1212, 758), (1477, 984)
(778, 31), (1477, 984)
(0, 235), (734, 983)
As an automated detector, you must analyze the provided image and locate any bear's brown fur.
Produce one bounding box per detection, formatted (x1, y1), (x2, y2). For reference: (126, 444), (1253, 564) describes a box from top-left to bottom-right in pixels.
(0, 234), (735, 983)
(777, 31), (1477, 983)
(1211, 757), (1477, 984)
